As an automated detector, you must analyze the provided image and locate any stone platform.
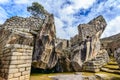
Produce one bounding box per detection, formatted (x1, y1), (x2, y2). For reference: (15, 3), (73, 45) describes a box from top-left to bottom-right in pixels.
(50, 74), (96, 80)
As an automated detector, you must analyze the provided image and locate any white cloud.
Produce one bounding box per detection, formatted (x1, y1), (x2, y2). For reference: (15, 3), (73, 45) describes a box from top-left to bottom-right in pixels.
(0, 7), (8, 24)
(0, 0), (9, 3)
(55, 17), (68, 39)
(14, 0), (30, 4)
(71, 0), (96, 10)
(101, 16), (120, 38)
(0, 0), (120, 39)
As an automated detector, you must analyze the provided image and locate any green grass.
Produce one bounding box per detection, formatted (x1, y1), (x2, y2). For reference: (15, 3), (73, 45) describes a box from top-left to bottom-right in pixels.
(96, 71), (120, 80)
(30, 71), (120, 80)
(30, 57), (120, 80)
(30, 72), (74, 80)
(108, 61), (118, 65)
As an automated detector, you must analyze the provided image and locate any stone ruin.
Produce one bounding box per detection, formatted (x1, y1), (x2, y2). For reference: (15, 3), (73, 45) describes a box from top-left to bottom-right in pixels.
(0, 14), (110, 80)
(70, 15), (109, 72)
(0, 13), (58, 80)
(114, 48), (120, 69)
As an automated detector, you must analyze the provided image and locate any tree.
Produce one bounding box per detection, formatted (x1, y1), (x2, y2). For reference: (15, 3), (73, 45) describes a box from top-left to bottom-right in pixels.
(27, 2), (47, 18)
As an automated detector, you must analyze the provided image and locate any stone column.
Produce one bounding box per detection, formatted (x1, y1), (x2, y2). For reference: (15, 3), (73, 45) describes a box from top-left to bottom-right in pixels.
(0, 44), (33, 80)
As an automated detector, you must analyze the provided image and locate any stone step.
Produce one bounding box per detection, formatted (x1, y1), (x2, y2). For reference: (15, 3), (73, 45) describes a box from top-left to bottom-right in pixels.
(103, 64), (119, 70)
(101, 67), (120, 74)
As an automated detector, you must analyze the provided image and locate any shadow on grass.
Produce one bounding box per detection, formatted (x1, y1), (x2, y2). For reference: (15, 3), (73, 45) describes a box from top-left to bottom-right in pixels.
(30, 66), (57, 75)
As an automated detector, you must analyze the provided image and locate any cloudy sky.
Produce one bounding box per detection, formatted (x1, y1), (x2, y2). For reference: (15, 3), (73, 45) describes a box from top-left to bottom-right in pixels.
(0, 0), (120, 39)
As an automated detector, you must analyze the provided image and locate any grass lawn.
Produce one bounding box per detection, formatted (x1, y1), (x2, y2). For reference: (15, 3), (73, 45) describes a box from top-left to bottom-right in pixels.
(30, 71), (120, 80)
(30, 72), (74, 80)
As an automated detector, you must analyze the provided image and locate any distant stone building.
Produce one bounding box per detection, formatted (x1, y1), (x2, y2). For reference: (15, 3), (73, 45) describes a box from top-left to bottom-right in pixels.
(101, 33), (120, 54)
(55, 38), (70, 49)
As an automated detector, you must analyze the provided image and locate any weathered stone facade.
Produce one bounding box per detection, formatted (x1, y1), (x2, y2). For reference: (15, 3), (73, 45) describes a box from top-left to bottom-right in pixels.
(0, 14), (58, 79)
(83, 49), (109, 72)
(0, 14), (110, 80)
(71, 15), (107, 71)
(0, 16), (38, 80)
(114, 48), (120, 69)
(55, 38), (70, 50)
(0, 44), (33, 80)
(70, 34), (81, 47)
(32, 14), (58, 69)
(101, 33), (120, 54)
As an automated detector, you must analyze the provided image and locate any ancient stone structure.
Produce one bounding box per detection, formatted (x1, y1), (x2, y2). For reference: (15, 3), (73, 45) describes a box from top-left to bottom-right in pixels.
(70, 34), (80, 47)
(0, 44), (33, 80)
(71, 15), (107, 71)
(32, 14), (58, 69)
(0, 16), (38, 80)
(0, 13), (110, 79)
(55, 38), (70, 50)
(83, 49), (109, 72)
(114, 48), (120, 69)
(0, 13), (58, 79)
(101, 33), (120, 55)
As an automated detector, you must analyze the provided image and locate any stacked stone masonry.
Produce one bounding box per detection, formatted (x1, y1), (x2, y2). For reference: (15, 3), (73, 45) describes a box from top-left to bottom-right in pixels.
(0, 16), (38, 80)
(0, 44), (33, 80)
(83, 49), (109, 72)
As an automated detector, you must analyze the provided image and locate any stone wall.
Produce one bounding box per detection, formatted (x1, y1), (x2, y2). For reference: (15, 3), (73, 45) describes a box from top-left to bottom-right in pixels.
(4, 16), (43, 31)
(0, 44), (33, 80)
(0, 13), (58, 79)
(0, 16), (37, 80)
(70, 34), (81, 47)
(83, 49), (109, 72)
(101, 33), (120, 54)
(114, 48), (120, 69)
(55, 38), (70, 49)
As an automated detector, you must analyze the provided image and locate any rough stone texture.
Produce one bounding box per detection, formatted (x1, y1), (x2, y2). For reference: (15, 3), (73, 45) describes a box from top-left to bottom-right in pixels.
(55, 38), (70, 50)
(0, 20), (34, 80)
(114, 48), (120, 69)
(83, 49), (109, 72)
(0, 13), (58, 79)
(70, 34), (81, 47)
(32, 14), (58, 69)
(0, 44), (33, 80)
(55, 56), (73, 72)
(101, 33), (120, 55)
(0, 14), (109, 80)
(55, 38), (72, 72)
(71, 15), (107, 71)
(4, 16), (43, 31)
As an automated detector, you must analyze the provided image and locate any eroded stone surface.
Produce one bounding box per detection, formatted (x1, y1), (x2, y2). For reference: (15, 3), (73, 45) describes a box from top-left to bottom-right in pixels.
(32, 14), (58, 69)
(83, 49), (109, 72)
(71, 15), (107, 71)
(114, 48), (120, 69)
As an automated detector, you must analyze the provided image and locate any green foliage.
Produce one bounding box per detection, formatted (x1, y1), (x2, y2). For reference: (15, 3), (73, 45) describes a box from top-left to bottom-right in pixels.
(27, 2), (46, 18)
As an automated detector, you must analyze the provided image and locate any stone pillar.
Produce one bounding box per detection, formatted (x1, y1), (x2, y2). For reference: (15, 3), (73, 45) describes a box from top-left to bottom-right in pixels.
(0, 44), (33, 80)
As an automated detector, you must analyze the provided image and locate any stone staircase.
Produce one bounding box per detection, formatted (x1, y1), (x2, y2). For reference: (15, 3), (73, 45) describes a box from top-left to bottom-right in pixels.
(101, 58), (120, 74)
(82, 50), (109, 72)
